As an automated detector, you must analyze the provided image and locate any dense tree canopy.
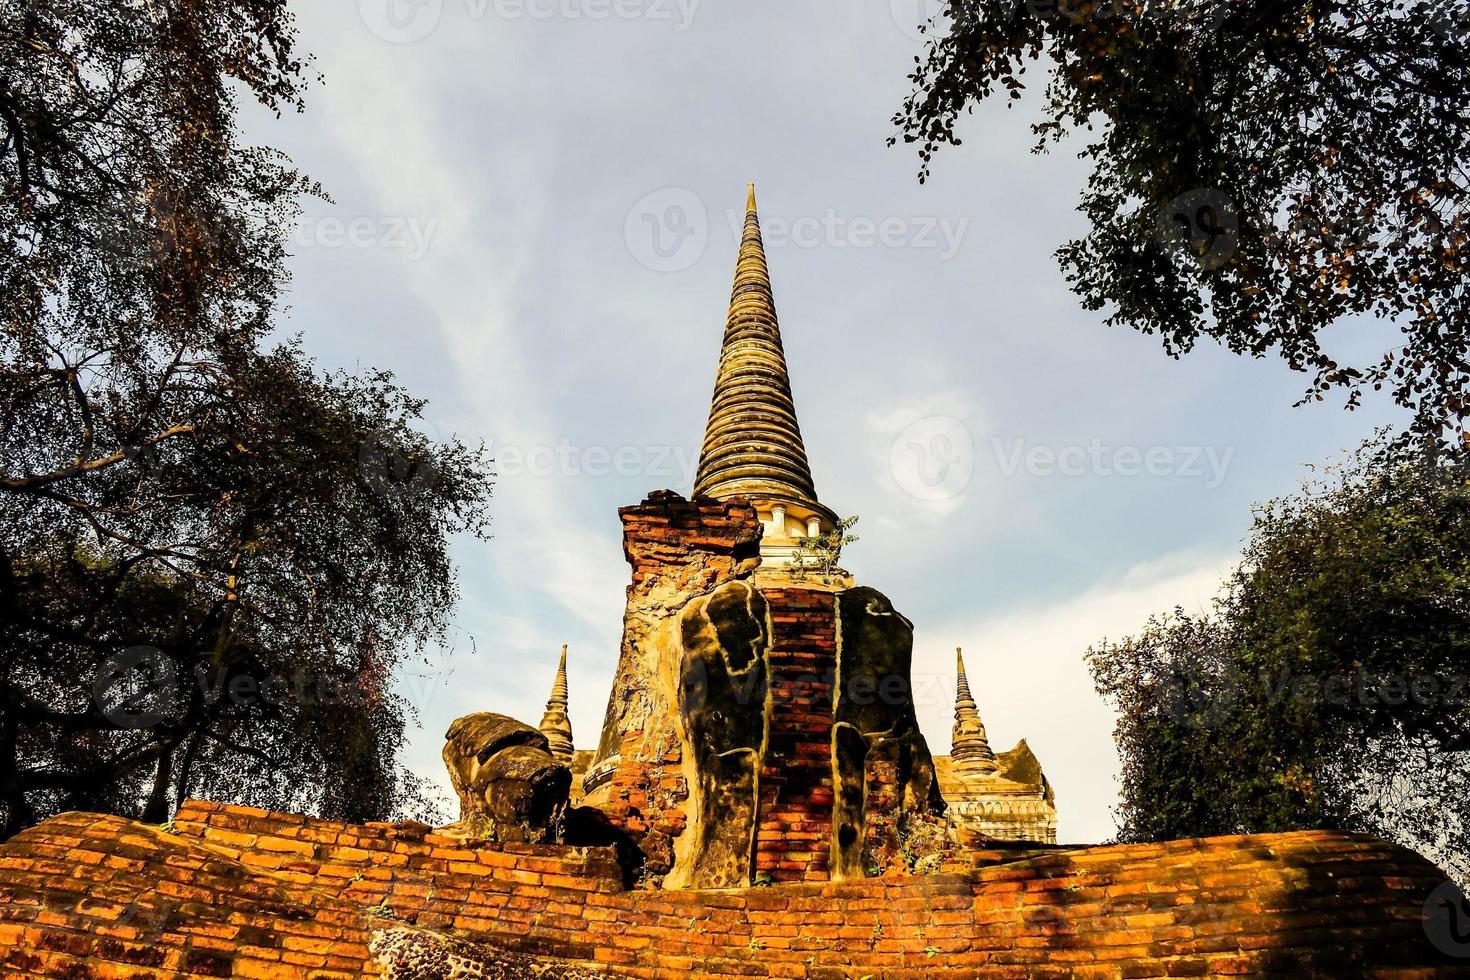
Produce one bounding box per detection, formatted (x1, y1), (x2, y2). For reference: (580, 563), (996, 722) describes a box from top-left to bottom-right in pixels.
(894, 0), (1470, 438)
(1089, 434), (1470, 883)
(0, 1), (492, 837)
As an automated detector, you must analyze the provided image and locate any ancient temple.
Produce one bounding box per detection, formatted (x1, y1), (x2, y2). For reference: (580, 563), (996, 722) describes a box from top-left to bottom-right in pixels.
(548, 185), (1065, 889)
(932, 650), (1058, 844)
(576, 183), (943, 888)
(1, 185), (1461, 978)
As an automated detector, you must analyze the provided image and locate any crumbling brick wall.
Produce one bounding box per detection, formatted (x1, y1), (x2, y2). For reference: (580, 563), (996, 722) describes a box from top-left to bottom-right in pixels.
(1, 802), (1461, 979)
(582, 492), (762, 879)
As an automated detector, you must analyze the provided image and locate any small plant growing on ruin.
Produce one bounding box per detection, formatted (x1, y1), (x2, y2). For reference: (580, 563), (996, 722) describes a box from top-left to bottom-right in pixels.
(753, 871), (774, 887)
(896, 814), (947, 875)
(747, 936), (765, 951)
(368, 899), (394, 919)
(790, 515), (859, 585)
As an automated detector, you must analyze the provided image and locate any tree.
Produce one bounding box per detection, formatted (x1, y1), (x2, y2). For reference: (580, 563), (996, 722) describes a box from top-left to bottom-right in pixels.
(0, 1), (492, 837)
(1088, 433), (1470, 883)
(893, 1), (1470, 439)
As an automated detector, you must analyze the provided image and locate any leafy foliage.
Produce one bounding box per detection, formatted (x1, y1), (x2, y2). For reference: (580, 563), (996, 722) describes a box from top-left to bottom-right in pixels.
(894, 0), (1470, 438)
(1088, 433), (1470, 882)
(789, 515), (860, 584)
(0, 1), (490, 837)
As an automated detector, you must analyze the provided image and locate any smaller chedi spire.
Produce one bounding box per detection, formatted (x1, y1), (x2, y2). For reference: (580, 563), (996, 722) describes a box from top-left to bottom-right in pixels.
(951, 647), (997, 776)
(538, 644), (574, 763)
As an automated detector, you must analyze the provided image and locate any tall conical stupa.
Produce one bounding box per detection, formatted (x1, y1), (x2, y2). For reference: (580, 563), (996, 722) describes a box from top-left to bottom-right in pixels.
(538, 643), (573, 763)
(693, 183), (837, 562)
(951, 648), (998, 776)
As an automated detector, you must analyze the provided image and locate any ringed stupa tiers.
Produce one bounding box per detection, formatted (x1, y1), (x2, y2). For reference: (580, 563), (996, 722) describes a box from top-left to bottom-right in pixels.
(537, 643), (574, 764)
(694, 183), (838, 564)
(950, 648), (998, 776)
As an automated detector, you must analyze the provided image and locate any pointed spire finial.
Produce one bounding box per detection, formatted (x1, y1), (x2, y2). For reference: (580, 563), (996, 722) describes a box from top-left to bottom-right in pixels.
(951, 646), (997, 776)
(538, 643), (574, 763)
(956, 647), (975, 707)
(693, 185), (834, 530)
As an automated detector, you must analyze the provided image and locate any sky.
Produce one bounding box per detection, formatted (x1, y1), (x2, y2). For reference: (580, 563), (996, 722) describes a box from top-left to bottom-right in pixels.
(243, 0), (1404, 842)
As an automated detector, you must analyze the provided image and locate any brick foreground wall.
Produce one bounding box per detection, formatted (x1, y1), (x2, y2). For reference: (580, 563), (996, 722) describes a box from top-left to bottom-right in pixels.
(0, 800), (1464, 979)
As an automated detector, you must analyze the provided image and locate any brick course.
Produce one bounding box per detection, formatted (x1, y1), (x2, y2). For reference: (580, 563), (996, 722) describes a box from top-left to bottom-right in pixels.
(758, 589), (839, 884)
(1, 801), (1462, 978)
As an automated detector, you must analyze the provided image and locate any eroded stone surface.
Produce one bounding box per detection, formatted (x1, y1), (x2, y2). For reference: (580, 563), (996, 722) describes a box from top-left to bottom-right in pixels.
(832, 586), (946, 878)
(442, 712), (571, 843)
(667, 580), (770, 889)
(580, 492), (762, 881)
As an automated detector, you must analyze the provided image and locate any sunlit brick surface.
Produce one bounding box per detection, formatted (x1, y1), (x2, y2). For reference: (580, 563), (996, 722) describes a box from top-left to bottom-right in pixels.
(0, 800), (1462, 978)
